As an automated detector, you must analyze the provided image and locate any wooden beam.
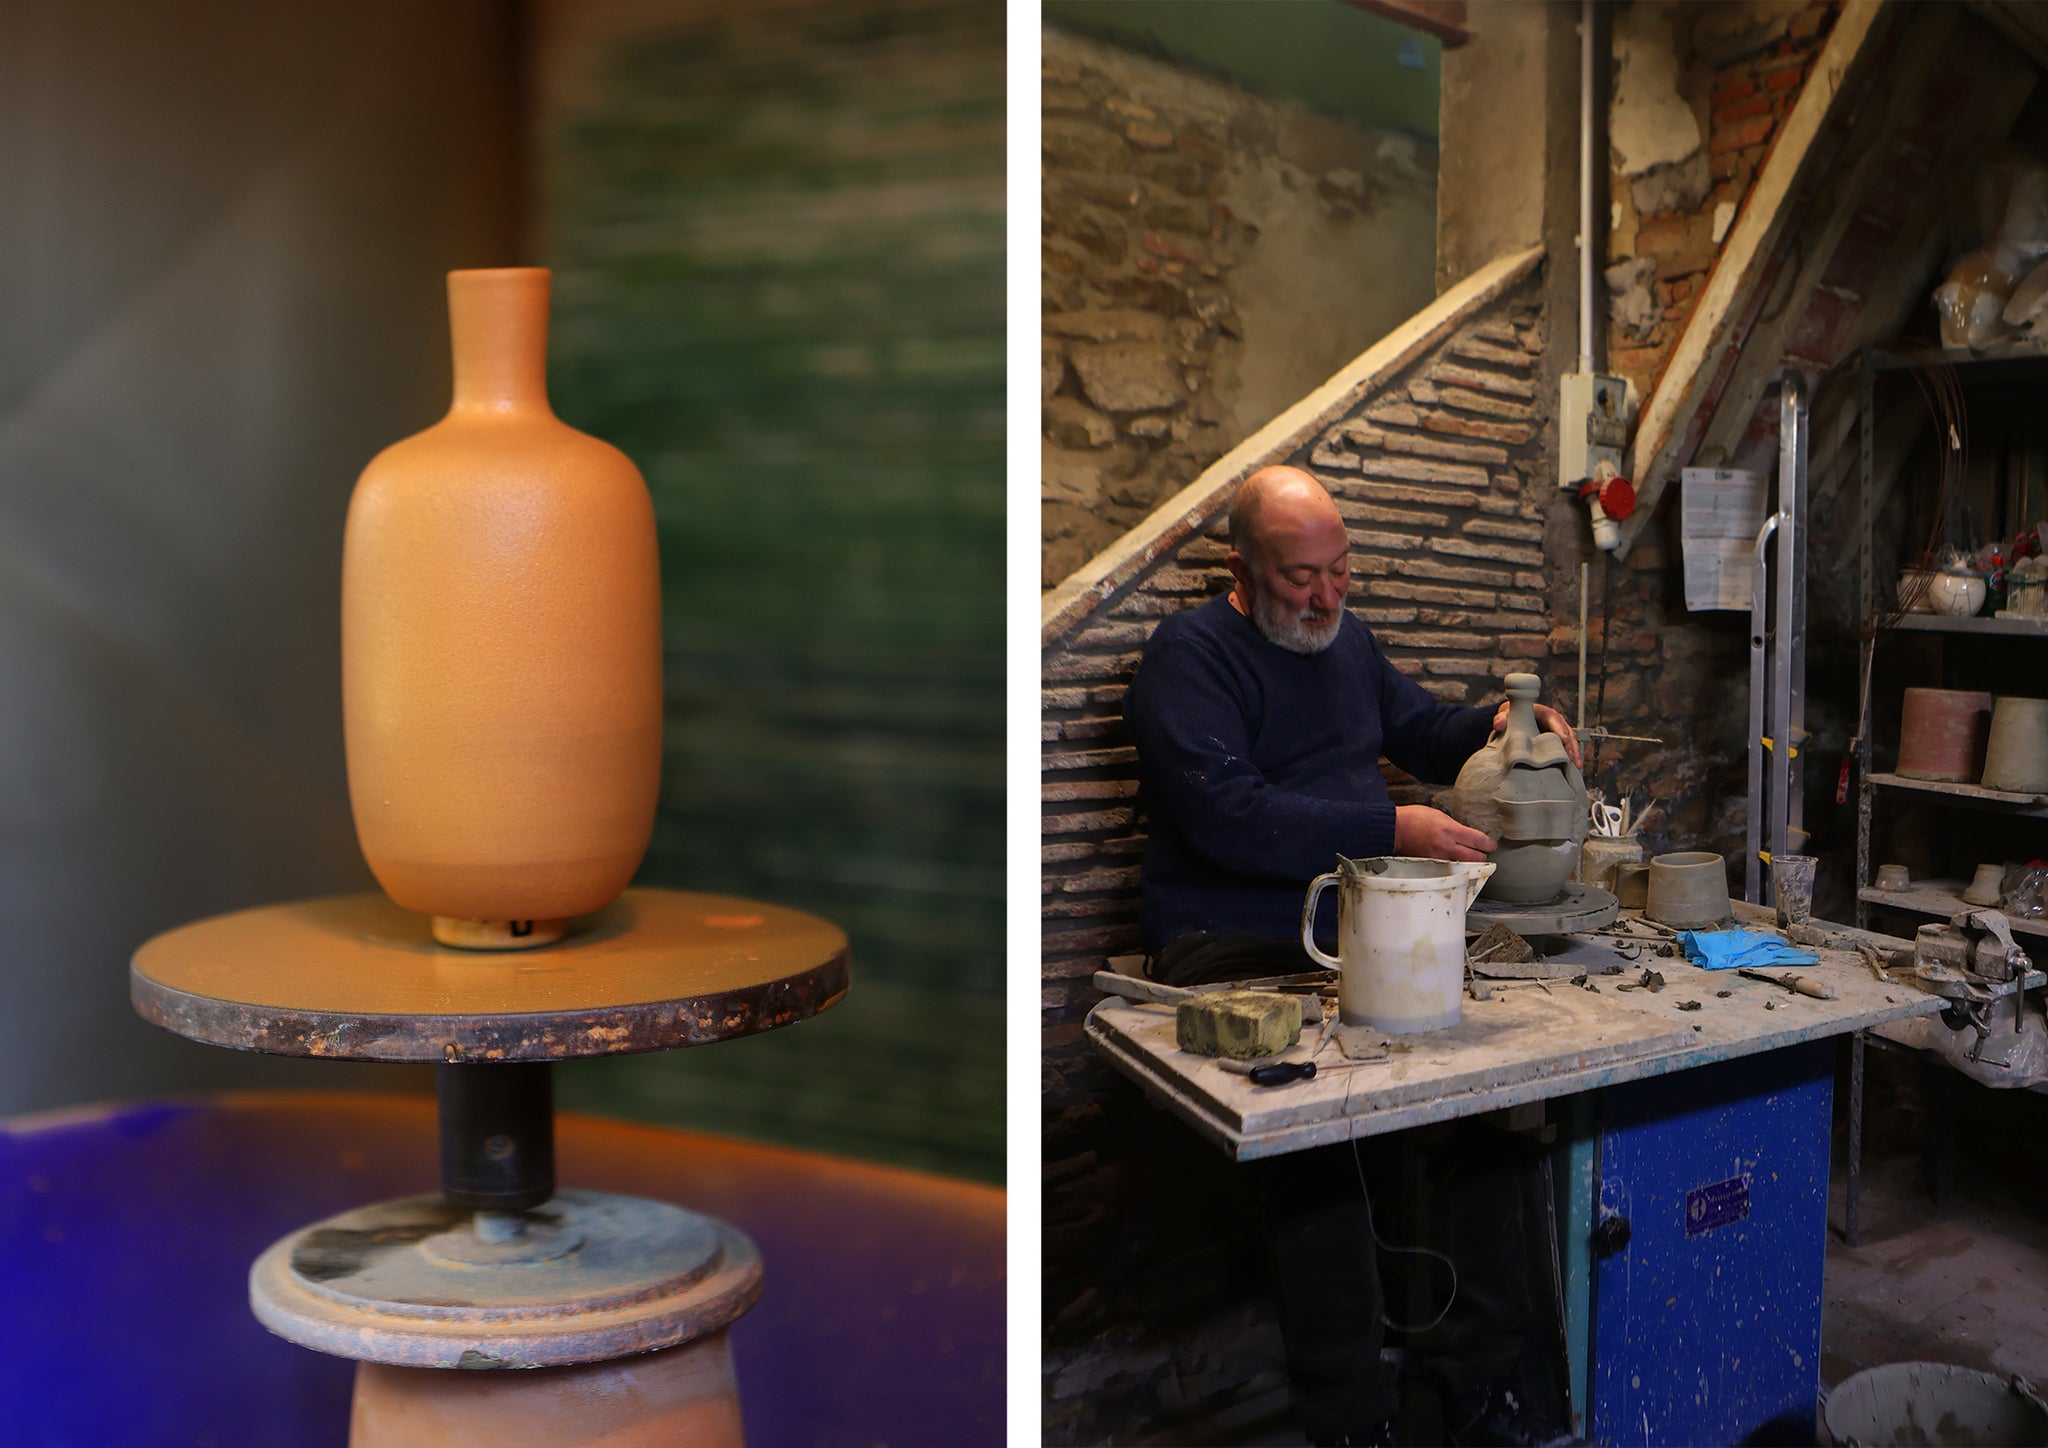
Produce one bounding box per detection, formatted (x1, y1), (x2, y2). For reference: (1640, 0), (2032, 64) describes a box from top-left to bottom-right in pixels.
(1042, 245), (1543, 646)
(1681, 7), (1953, 473)
(1615, 0), (1890, 558)
(1349, 0), (1470, 49)
(1687, 7), (2036, 493)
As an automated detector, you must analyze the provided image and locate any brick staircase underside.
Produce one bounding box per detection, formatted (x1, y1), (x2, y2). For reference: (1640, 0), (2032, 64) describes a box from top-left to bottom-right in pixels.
(1041, 241), (1550, 998)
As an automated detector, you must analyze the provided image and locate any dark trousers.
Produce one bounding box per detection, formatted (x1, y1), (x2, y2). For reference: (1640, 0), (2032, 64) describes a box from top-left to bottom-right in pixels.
(1154, 932), (1568, 1444)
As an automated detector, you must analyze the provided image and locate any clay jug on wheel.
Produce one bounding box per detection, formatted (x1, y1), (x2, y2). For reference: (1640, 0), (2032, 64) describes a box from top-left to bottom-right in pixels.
(1447, 672), (1587, 905)
(341, 268), (662, 949)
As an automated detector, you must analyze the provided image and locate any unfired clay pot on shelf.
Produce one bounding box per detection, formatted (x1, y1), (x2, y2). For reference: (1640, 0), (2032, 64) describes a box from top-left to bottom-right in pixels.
(1447, 673), (1587, 905)
(1895, 687), (1993, 783)
(1963, 862), (2006, 907)
(342, 268), (663, 950)
(1980, 696), (2048, 794)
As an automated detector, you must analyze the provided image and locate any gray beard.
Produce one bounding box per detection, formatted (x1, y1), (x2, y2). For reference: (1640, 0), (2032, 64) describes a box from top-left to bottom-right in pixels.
(1250, 590), (1342, 655)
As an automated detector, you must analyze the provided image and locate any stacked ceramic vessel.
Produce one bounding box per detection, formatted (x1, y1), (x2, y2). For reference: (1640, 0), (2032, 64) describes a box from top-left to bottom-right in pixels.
(1896, 687), (2048, 795)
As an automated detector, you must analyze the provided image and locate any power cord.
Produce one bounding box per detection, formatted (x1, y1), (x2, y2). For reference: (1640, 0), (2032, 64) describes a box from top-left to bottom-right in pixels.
(1350, 1134), (1459, 1334)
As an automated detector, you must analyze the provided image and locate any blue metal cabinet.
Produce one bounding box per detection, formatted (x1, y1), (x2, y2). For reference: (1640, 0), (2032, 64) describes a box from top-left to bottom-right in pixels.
(1590, 1041), (1833, 1446)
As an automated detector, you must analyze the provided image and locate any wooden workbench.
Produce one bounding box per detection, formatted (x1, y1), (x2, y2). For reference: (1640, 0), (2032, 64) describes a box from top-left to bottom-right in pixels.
(1086, 910), (1949, 1161)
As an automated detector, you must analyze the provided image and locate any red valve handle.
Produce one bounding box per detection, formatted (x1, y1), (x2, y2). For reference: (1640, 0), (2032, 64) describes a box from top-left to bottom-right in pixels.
(1579, 475), (1636, 520)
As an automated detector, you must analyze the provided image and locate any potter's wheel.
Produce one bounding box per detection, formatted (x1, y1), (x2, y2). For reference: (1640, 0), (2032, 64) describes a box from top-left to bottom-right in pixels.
(1468, 882), (1619, 937)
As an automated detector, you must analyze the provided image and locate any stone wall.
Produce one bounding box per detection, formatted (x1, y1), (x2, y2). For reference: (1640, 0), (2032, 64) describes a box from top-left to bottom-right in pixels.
(1604, 0), (1841, 397)
(1042, 24), (1438, 588)
(1040, 253), (1555, 1442)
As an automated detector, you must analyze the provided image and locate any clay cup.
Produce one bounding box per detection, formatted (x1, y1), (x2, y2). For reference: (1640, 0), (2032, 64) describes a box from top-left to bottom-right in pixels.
(1648, 851), (1730, 929)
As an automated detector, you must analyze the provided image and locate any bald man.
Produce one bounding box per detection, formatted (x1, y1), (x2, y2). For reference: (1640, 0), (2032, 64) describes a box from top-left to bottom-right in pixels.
(1123, 466), (1579, 969)
(1120, 467), (1576, 1443)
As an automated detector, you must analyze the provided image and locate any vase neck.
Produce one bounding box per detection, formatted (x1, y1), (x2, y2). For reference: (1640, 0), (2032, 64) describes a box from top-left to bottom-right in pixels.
(447, 268), (554, 415)
(1505, 696), (1539, 740)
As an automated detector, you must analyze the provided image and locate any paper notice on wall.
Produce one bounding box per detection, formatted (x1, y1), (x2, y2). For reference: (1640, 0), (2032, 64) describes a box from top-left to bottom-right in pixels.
(1681, 467), (1770, 611)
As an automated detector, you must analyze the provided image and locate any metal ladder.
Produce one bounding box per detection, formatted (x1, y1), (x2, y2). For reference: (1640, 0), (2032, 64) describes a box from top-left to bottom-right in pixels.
(1746, 375), (1810, 905)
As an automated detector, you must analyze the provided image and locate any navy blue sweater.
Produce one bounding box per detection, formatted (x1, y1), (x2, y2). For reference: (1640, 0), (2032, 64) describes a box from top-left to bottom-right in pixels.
(1122, 594), (1495, 949)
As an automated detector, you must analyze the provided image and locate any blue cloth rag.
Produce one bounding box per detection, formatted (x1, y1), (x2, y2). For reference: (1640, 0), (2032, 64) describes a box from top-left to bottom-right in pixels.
(1673, 928), (1821, 971)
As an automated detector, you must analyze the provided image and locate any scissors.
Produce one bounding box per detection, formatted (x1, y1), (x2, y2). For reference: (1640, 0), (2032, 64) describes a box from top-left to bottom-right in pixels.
(1593, 803), (1625, 837)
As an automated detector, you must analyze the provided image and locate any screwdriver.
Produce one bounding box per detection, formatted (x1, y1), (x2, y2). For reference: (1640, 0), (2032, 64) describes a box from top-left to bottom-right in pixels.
(1217, 1057), (1317, 1086)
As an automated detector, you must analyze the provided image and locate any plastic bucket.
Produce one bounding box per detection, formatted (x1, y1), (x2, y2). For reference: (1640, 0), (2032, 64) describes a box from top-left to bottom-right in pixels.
(1823, 1362), (2048, 1447)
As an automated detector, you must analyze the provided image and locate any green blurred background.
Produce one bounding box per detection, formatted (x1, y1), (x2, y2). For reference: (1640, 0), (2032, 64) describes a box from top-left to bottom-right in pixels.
(540, 0), (1008, 1183)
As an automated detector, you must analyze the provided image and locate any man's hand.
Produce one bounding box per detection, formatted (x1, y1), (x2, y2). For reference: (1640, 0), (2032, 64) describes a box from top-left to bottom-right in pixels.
(1395, 805), (1495, 862)
(1493, 699), (1584, 768)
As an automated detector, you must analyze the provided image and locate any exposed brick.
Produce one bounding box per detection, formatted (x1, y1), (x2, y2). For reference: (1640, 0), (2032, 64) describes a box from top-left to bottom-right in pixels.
(1420, 679), (1472, 702)
(1347, 478), (1496, 509)
(1414, 607), (1546, 632)
(1042, 924), (1140, 957)
(1043, 842), (1097, 864)
(1144, 567), (1219, 594)
(1111, 594), (1200, 619)
(1433, 363), (1537, 400)
(1432, 535), (1544, 566)
(1042, 778), (1138, 802)
(1449, 337), (1536, 370)
(1354, 555), (1515, 587)
(1335, 421), (1515, 466)
(1463, 517), (1545, 543)
(1514, 571), (1546, 591)
(1043, 808), (1135, 835)
(1101, 835), (1149, 856)
(1042, 688), (1089, 711)
(1504, 636), (1550, 658)
(1348, 527), (1428, 552)
(1055, 865), (1143, 893)
(1711, 75), (1758, 106)
(1040, 895), (1131, 919)
(1499, 594), (1545, 612)
(1391, 656), (1426, 677)
(1311, 444), (1362, 471)
(1335, 500), (1453, 530)
(1042, 716), (1126, 744)
(1713, 94), (1774, 126)
(1423, 657), (1500, 676)
(1422, 412), (1535, 446)
(1365, 403), (1423, 428)
(1410, 382), (1536, 420)
(1358, 454), (1492, 488)
(1125, 122), (1174, 149)
(1044, 652), (1143, 682)
(1712, 113), (1776, 154)
(1072, 623), (1155, 651)
(1357, 606), (1419, 625)
(1041, 745), (1138, 770)
(1377, 628), (1493, 651)
(1368, 580), (1498, 608)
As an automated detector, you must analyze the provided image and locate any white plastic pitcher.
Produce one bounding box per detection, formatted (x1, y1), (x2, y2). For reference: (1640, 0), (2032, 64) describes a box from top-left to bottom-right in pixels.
(1301, 856), (1496, 1033)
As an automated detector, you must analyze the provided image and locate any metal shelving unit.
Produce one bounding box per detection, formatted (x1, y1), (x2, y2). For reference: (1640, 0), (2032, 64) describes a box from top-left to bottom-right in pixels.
(1854, 345), (2048, 938)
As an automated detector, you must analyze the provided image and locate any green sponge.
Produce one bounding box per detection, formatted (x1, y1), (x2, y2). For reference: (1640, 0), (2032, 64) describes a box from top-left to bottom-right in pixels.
(1176, 990), (1304, 1060)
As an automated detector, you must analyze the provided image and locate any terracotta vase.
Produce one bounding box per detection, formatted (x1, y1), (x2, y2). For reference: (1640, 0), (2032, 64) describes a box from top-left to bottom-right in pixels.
(342, 268), (662, 949)
(1896, 687), (1993, 782)
(1447, 673), (1588, 905)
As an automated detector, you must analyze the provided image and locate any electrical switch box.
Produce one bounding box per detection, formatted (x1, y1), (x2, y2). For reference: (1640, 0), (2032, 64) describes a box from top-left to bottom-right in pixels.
(1561, 371), (1629, 487)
